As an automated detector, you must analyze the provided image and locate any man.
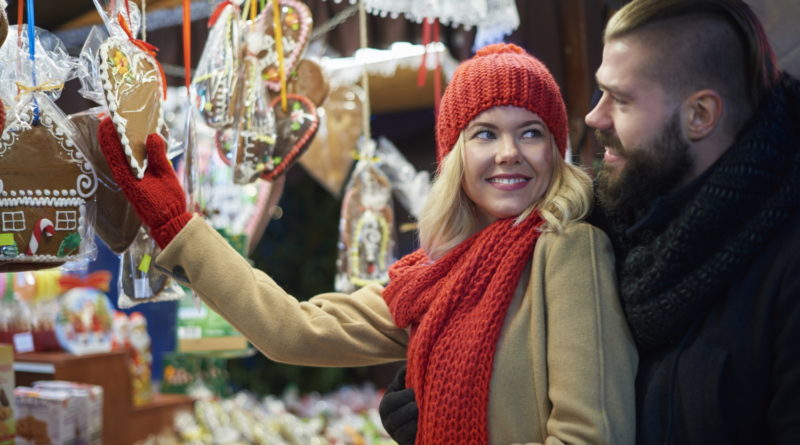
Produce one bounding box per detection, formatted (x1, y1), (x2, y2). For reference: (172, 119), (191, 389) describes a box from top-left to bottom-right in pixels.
(379, 0), (800, 443)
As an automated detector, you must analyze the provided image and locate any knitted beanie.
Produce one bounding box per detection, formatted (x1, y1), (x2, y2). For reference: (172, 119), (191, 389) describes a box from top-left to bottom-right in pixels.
(436, 43), (568, 163)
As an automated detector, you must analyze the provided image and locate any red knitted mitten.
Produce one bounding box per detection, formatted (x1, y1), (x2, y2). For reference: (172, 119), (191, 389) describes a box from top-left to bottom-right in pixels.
(98, 116), (191, 248)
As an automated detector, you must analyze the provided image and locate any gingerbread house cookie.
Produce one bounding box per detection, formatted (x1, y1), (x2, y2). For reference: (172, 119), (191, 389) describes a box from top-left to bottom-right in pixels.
(0, 103), (98, 271)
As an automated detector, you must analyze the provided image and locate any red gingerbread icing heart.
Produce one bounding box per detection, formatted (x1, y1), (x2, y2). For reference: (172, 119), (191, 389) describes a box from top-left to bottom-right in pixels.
(261, 94), (319, 181)
(256, 0), (313, 92)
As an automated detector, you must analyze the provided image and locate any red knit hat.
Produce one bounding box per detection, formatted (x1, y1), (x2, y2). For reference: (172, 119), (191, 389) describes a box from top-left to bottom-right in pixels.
(436, 43), (568, 163)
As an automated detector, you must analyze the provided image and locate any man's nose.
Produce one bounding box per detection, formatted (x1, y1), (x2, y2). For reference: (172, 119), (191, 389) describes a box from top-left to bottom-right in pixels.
(585, 92), (611, 130)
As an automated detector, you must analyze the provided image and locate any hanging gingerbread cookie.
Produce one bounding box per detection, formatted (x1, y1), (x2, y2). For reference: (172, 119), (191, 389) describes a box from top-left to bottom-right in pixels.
(193, 0), (241, 129)
(0, 101), (99, 272)
(257, 0), (313, 92)
(334, 140), (396, 292)
(99, 29), (167, 179)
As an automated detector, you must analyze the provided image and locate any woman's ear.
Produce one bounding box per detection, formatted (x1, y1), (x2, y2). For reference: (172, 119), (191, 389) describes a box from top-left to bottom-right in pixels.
(683, 89), (724, 141)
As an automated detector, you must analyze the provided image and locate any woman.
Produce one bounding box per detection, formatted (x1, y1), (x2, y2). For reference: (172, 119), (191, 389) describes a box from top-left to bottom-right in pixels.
(99, 43), (636, 444)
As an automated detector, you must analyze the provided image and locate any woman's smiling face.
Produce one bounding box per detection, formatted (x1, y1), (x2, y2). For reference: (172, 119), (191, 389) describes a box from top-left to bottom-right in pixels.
(461, 106), (555, 227)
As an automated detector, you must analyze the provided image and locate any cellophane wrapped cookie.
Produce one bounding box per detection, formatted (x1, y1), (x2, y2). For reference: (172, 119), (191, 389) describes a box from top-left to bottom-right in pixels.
(193, 0), (241, 130)
(93, 1), (167, 179)
(0, 26), (98, 272)
(117, 227), (184, 308)
(335, 139), (397, 292)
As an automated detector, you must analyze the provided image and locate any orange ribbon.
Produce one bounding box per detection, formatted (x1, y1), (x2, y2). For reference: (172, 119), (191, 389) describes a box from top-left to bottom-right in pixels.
(59, 271), (112, 293)
(183, 0), (192, 93)
(118, 13), (167, 99)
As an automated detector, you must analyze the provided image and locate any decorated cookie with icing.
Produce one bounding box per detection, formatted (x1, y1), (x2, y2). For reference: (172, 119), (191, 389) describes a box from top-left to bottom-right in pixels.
(99, 37), (166, 179)
(193, 1), (241, 129)
(70, 111), (142, 253)
(254, 0), (313, 92)
(335, 157), (395, 292)
(299, 85), (364, 196)
(259, 94), (319, 181)
(287, 59), (329, 107)
(0, 104), (98, 272)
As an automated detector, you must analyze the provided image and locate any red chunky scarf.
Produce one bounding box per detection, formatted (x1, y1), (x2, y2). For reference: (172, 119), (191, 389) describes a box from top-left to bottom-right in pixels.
(383, 214), (544, 444)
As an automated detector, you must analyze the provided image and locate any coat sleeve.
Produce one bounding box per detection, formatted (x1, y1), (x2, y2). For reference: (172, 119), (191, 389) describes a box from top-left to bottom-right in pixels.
(769, 246), (800, 443)
(542, 224), (637, 445)
(154, 216), (409, 366)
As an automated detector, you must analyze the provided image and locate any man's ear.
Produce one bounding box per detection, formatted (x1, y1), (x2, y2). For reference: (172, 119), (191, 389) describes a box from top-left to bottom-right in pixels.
(683, 89), (724, 141)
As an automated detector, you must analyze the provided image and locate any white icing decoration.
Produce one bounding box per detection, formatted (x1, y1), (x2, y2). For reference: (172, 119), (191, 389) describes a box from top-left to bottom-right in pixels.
(10, 191), (16, 197)
(99, 38), (166, 180)
(69, 189), (76, 197)
(35, 190), (42, 196)
(44, 190), (50, 196)
(53, 190), (60, 197)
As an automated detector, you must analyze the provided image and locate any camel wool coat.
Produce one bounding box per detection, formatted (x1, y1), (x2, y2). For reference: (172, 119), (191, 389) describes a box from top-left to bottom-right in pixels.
(155, 216), (637, 445)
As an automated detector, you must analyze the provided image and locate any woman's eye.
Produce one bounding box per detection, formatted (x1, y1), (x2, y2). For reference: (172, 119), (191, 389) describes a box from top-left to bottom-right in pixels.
(521, 128), (543, 139)
(473, 129), (495, 140)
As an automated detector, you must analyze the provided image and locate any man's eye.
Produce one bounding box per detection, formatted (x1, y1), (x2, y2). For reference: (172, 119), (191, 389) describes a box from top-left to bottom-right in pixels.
(612, 96), (627, 106)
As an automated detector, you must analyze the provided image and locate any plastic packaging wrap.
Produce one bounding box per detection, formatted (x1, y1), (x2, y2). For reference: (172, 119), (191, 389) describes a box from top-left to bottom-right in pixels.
(93, 1), (167, 179)
(192, 0), (241, 130)
(0, 27), (98, 272)
(69, 107), (143, 254)
(376, 136), (431, 219)
(117, 227), (184, 308)
(335, 139), (396, 292)
(299, 85), (364, 197)
(231, 37), (278, 184)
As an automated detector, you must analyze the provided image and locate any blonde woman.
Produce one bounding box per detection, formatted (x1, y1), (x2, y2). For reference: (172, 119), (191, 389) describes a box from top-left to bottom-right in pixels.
(99, 43), (636, 445)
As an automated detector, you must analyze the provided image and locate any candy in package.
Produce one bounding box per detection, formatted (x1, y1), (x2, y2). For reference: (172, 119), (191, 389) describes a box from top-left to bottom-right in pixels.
(117, 227), (184, 308)
(376, 136), (431, 219)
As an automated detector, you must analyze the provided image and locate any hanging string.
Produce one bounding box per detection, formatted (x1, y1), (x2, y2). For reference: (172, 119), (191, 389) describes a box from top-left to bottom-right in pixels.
(142, 0), (147, 42)
(182, 0), (191, 94)
(250, 0), (257, 19)
(26, 0), (39, 124)
(271, 0), (288, 111)
(358, 0), (372, 148)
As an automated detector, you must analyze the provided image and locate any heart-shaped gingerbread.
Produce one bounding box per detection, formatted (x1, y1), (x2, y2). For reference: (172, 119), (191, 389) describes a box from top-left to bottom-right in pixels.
(260, 94), (319, 181)
(255, 0), (313, 92)
(287, 59), (329, 107)
(193, 1), (241, 130)
(99, 37), (166, 179)
(69, 111), (143, 254)
(299, 85), (364, 196)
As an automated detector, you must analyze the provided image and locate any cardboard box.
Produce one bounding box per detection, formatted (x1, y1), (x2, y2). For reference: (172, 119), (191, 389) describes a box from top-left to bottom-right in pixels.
(15, 387), (78, 445)
(0, 344), (14, 445)
(32, 381), (103, 445)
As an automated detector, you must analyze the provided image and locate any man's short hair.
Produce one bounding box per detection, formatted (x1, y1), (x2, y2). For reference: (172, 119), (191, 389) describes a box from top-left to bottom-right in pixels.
(604, 0), (779, 134)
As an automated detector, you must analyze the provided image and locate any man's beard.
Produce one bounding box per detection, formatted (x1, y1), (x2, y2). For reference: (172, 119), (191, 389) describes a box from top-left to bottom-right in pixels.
(596, 111), (693, 217)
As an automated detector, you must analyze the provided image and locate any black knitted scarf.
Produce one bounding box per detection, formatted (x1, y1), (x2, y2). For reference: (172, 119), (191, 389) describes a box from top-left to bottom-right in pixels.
(603, 73), (800, 352)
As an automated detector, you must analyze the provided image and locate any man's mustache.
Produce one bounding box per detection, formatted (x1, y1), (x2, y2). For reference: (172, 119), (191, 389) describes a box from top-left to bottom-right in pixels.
(594, 129), (625, 153)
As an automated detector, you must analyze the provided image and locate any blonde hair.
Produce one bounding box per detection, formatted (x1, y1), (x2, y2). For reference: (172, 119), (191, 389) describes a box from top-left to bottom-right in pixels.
(418, 133), (593, 259)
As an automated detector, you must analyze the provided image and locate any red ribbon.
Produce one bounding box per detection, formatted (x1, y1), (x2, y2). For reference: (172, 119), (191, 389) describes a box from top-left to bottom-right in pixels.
(59, 271), (112, 293)
(208, 1), (234, 27)
(118, 13), (167, 99)
(417, 19), (442, 116)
